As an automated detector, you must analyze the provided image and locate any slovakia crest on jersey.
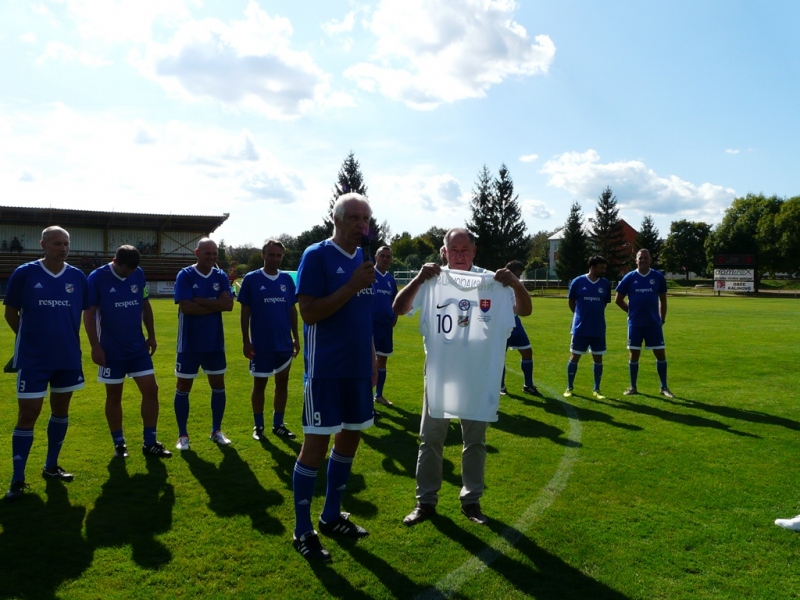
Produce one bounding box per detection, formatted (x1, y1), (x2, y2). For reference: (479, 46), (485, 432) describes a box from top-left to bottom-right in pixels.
(458, 299), (470, 311)
(480, 299), (491, 313)
(280, 284), (286, 292)
(213, 283), (220, 291)
(130, 285), (138, 294)
(65, 283), (74, 293)
(649, 279), (655, 285)
(598, 287), (604, 294)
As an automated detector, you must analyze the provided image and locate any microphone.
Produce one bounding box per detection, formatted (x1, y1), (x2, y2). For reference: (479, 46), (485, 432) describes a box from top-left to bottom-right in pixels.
(361, 235), (372, 263)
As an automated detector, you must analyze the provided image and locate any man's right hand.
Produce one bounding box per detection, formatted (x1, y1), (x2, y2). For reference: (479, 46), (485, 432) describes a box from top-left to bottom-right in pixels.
(350, 262), (377, 291)
(415, 263), (441, 282)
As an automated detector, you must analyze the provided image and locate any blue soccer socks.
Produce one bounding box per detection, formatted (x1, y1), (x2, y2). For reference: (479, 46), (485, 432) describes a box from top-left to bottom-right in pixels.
(656, 360), (668, 389)
(567, 360), (578, 390)
(629, 361), (639, 389)
(321, 449), (355, 524)
(174, 391), (190, 437)
(11, 428), (34, 482)
(593, 362), (604, 391)
(45, 415), (69, 470)
(521, 359), (534, 388)
(293, 461), (318, 538)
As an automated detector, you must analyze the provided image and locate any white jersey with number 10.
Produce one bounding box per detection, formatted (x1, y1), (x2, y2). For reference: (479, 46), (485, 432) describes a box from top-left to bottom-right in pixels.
(417, 269), (515, 422)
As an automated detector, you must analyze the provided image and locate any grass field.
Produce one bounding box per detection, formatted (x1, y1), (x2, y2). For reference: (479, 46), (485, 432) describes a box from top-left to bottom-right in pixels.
(1, 294), (800, 599)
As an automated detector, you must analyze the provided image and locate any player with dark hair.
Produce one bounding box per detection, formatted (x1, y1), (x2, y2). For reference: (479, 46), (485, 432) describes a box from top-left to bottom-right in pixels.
(372, 246), (398, 408)
(615, 248), (673, 398)
(500, 259), (541, 396)
(239, 240), (300, 441)
(564, 255), (611, 399)
(291, 193), (377, 562)
(84, 245), (171, 459)
(4, 226), (89, 500)
(173, 238), (234, 451)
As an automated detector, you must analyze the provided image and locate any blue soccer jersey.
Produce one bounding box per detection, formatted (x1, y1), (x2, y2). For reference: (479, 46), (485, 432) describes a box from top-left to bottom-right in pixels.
(372, 269), (398, 327)
(87, 263), (150, 361)
(615, 269), (667, 326)
(297, 240), (373, 379)
(238, 269), (296, 354)
(174, 265), (231, 353)
(568, 274), (612, 337)
(4, 260), (89, 370)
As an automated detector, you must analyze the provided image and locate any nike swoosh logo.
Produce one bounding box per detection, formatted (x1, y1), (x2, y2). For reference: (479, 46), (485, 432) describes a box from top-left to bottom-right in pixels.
(436, 302), (452, 309)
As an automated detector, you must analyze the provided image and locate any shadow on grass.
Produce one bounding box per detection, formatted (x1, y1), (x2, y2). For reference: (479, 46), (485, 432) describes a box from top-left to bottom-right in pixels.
(492, 411), (579, 447)
(360, 403), (421, 479)
(181, 445), (286, 535)
(0, 479), (92, 600)
(512, 392), (643, 432)
(586, 394), (761, 438)
(256, 433), (301, 490)
(338, 538), (426, 598)
(85, 456), (174, 569)
(415, 515), (631, 600)
(662, 395), (800, 432)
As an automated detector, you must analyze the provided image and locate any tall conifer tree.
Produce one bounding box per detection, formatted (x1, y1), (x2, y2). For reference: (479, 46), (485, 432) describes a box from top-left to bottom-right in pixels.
(590, 186), (627, 280)
(555, 202), (590, 282)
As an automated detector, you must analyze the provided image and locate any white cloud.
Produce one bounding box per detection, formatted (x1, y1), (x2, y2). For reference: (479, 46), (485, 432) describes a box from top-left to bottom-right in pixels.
(20, 32), (37, 43)
(59, 0), (196, 44)
(370, 172), (468, 230)
(136, 2), (337, 120)
(725, 148), (740, 154)
(540, 149), (735, 223)
(38, 41), (112, 67)
(0, 104), (312, 219)
(521, 198), (553, 220)
(344, 0), (555, 109)
(322, 10), (356, 35)
(519, 154), (538, 163)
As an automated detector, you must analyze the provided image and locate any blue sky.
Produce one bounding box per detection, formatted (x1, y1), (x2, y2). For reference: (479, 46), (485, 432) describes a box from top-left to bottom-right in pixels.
(2, 0), (798, 247)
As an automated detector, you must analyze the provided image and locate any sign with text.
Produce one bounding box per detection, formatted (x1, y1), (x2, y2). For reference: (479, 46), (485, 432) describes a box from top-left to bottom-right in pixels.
(714, 269), (755, 281)
(155, 281), (175, 295)
(715, 280), (755, 292)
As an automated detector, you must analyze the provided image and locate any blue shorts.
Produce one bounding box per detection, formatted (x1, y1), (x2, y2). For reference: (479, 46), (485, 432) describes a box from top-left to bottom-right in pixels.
(570, 335), (607, 355)
(98, 353), (155, 384)
(302, 377), (373, 434)
(250, 351), (293, 378)
(373, 323), (394, 356)
(16, 368), (85, 399)
(507, 320), (531, 350)
(175, 351), (227, 378)
(627, 324), (665, 350)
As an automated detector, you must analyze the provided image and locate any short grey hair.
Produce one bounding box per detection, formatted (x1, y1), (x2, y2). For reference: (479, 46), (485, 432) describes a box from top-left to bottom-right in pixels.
(333, 193), (371, 223)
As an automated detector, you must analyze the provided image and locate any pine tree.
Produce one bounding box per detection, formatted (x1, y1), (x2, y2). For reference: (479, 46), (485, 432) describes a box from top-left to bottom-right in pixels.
(325, 151), (369, 237)
(465, 165), (496, 263)
(465, 164), (528, 270)
(590, 186), (628, 280)
(324, 151), (385, 257)
(633, 215), (662, 268)
(555, 202), (590, 283)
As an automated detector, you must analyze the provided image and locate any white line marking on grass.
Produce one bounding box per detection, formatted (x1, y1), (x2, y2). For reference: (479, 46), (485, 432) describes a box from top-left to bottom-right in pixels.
(415, 398), (582, 600)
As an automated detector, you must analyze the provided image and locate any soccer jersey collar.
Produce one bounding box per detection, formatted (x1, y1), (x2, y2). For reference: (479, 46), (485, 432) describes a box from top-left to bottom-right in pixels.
(636, 268), (652, 278)
(37, 259), (67, 278)
(329, 239), (357, 259)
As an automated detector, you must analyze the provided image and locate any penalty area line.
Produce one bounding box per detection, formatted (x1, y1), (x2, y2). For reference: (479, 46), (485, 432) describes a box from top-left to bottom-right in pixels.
(415, 397), (582, 600)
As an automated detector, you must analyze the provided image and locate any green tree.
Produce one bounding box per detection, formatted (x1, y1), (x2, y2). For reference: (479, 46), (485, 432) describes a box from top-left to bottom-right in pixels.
(555, 202), (590, 283)
(772, 196), (800, 274)
(705, 193), (783, 277)
(632, 215), (662, 269)
(466, 164), (529, 270)
(324, 151), (386, 257)
(525, 230), (552, 277)
(465, 165), (495, 263)
(590, 186), (627, 280)
(419, 226), (448, 255)
(661, 220), (712, 280)
(325, 151), (368, 236)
